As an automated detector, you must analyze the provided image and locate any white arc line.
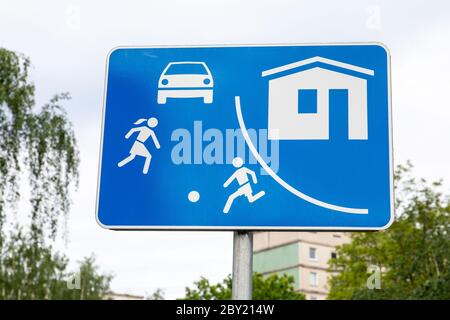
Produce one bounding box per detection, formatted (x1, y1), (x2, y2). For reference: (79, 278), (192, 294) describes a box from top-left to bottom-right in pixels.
(235, 96), (368, 215)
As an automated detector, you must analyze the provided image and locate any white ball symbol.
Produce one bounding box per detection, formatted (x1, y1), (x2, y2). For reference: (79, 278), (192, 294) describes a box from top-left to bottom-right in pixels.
(188, 191), (200, 203)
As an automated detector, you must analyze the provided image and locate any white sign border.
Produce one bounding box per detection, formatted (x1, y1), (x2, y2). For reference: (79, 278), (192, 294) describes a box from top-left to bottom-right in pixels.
(95, 42), (394, 231)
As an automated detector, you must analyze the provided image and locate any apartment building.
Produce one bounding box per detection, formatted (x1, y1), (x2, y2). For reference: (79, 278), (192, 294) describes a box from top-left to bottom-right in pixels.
(253, 232), (350, 300)
(105, 292), (144, 300)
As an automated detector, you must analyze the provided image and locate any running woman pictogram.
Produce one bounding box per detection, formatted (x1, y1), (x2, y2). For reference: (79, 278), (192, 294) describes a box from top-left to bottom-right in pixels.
(117, 117), (160, 174)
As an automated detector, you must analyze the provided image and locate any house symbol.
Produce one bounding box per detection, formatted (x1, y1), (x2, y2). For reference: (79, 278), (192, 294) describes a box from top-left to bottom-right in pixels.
(262, 56), (374, 140)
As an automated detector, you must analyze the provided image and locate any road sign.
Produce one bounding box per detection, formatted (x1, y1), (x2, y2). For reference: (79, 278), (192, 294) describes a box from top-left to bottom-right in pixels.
(96, 43), (393, 230)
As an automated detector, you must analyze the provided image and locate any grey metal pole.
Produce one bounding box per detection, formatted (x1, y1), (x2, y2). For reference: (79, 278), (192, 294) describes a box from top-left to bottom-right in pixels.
(232, 231), (253, 300)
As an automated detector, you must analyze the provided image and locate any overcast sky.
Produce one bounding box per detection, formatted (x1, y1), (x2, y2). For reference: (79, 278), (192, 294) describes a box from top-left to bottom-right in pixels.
(1, 0), (449, 299)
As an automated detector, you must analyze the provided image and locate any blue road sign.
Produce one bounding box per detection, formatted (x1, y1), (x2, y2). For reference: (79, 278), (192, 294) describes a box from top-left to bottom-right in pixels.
(96, 43), (393, 230)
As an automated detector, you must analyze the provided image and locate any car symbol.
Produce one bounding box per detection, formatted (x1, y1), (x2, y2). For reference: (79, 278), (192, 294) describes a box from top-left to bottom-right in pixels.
(157, 61), (214, 104)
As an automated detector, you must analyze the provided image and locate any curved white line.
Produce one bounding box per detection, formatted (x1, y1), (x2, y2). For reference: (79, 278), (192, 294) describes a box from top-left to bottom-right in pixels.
(235, 96), (368, 215)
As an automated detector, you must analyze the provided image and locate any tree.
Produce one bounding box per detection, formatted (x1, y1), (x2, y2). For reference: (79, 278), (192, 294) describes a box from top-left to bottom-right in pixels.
(0, 48), (78, 241)
(182, 273), (306, 300)
(328, 162), (450, 300)
(64, 256), (113, 300)
(0, 47), (111, 299)
(0, 231), (111, 299)
(146, 288), (165, 300)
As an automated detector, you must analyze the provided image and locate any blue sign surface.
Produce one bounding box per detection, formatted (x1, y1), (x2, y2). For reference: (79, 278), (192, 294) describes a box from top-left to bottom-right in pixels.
(96, 43), (393, 230)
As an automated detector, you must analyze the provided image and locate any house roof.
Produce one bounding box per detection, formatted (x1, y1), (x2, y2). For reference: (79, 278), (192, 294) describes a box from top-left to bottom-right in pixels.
(261, 56), (375, 77)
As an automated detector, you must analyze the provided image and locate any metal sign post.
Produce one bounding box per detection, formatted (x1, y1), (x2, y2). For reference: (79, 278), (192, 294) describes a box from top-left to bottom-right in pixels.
(232, 231), (253, 300)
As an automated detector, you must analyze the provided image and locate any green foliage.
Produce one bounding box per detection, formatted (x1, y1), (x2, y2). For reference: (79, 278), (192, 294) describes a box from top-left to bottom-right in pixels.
(0, 48), (34, 238)
(182, 273), (305, 300)
(328, 162), (450, 300)
(183, 276), (231, 300)
(25, 93), (79, 239)
(147, 288), (165, 300)
(0, 230), (111, 299)
(0, 47), (110, 299)
(0, 47), (79, 241)
(65, 256), (113, 300)
(0, 229), (68, 299)
(253, 273), (305, 300)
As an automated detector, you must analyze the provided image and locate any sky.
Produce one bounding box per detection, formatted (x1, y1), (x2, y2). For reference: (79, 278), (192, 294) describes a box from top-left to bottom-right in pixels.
(1, 0), (450, 299)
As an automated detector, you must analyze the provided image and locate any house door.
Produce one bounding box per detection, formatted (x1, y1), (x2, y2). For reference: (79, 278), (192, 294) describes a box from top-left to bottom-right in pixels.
(329, 89), (349, 140)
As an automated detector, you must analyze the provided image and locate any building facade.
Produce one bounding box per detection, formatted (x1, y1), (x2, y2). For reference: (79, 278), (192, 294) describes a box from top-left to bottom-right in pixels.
(105, 292), (144, 300)
(253, 232), (350, 300)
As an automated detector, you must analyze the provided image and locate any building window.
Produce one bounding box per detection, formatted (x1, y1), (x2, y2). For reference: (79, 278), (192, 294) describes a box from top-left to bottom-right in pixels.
(309, 272), (318, 287)
(309, 247), (317, 261)
(331, 252), (337, 259)
(298, 89), (317, 114)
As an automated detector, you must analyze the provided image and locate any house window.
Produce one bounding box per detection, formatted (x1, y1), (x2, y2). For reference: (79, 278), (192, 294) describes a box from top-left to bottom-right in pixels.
(331, 252), (337, 259)
(309, 247), (317, 261)
(298, 89), (317, 114)
(309, 272), (318, 287)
